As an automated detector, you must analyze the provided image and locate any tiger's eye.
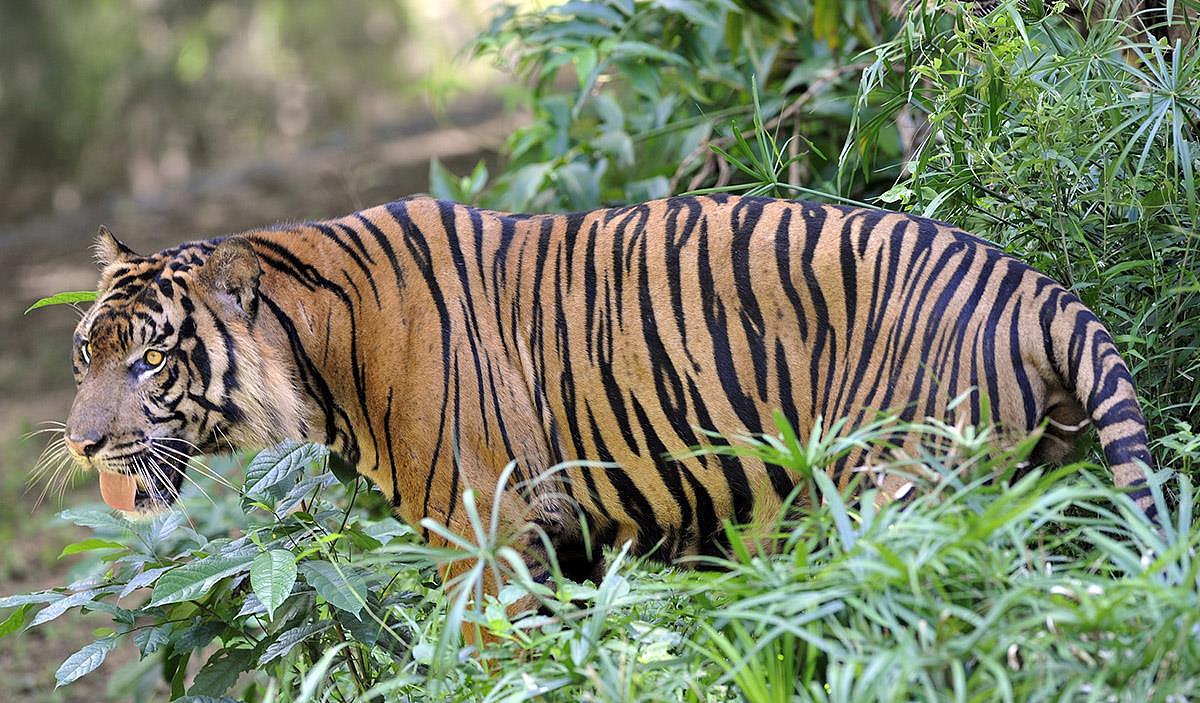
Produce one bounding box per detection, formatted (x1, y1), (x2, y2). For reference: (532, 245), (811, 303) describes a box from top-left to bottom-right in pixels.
(80, 342), (91, 363)
(144, 349), (165, 367)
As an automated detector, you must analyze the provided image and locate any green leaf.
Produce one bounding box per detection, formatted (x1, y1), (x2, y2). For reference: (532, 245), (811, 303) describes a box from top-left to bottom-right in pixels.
(59, 538), (127, 558)
(429, 158), (460, 201)
(133, 623), (172, 656)
(188, 647), (256, 697)
(259, 621), (332, 665)
(557, 1), (625, 25)
(25, 290), (98, 314)
(298, 560), (365, 618)
(29, 588), (114, 628)
(592, 130), (634, 167)
(0, 591), (63, 609)
(244, 441), (328, 499)
(608, 41), (689, 67)
(624, 176), (669, 203)
(58, 507), (130, 532)
(119, 565), (172, 598)
(236, 593), (268, 618)
(0, 604), (31, 637)
(466, 160), (489, 201)
(343, 527), (382, 552)
(497, 162), (552, 212)
(83, 599), (136, 626)
(251, 550), (297, 621)
(147, 550), (256, 607)
(275, 473), (337, 514)
(135, 510), (189, 547)
(55, 636), (118, 687)
(328, 452), (359, 486)
(812, 0), (841, 46)
(337, 603), (384, 646)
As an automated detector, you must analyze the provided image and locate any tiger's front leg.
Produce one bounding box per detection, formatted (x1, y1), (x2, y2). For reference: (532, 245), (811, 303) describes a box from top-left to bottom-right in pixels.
(418, 457), (596, 645)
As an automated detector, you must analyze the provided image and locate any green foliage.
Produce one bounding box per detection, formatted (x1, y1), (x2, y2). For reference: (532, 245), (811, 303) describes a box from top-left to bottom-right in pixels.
(56, 636), (120, 689)
(846, 0), (1200, 432)
(683, 417), (1197, 700)
(453, 0), (1200, 436)
(0, 1), (443, 220)
(6, 421), (1198, 700)
(464, 0), (902, 211)
(0, 450), (428, 701)
(250, 550), (297, 621)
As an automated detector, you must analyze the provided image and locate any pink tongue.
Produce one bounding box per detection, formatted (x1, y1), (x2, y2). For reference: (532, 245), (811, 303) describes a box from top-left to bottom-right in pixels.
(99, 472), (137, 512)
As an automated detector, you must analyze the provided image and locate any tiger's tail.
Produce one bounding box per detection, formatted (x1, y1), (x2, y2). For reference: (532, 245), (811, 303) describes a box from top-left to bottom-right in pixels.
(1043, 292), (1156, 515)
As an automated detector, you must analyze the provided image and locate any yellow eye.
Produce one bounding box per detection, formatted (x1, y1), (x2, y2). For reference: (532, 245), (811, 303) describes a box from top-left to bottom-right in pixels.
(143, 349), (165, 367)
(80, 342), (91, 363)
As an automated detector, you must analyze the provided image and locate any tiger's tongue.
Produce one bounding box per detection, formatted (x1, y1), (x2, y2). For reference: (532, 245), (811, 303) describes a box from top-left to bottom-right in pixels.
(98, 472), (136, 512)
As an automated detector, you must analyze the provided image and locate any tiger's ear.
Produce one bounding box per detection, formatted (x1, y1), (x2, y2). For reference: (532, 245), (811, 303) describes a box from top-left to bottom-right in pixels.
(201, 237), (261, 318)
(93, 226), (138, 268)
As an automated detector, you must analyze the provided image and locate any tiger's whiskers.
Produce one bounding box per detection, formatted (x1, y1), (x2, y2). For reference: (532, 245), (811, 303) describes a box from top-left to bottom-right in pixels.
(144, 442), (217, 504)
(28, 430), (81, 511)
(152, 438), (238, 492)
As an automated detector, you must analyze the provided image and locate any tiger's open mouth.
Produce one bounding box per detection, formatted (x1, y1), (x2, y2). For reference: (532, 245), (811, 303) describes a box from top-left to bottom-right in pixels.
(96, 451), (188, 515)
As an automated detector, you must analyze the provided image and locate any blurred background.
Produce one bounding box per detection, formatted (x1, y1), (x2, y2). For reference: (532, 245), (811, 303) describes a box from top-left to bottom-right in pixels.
(0, 1), (515, 698)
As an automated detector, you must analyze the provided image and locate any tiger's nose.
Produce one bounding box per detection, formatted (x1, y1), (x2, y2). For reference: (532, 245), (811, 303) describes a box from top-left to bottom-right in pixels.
(66, 431), (107, 458)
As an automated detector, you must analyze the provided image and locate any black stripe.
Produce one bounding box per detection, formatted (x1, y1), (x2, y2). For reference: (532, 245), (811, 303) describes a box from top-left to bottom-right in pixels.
(386, 201), (455, 539)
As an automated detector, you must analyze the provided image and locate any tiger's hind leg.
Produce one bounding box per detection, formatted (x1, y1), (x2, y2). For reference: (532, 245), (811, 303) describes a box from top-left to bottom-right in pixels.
(1031, 386), (1090, 465)
(513, 507), (607, 587)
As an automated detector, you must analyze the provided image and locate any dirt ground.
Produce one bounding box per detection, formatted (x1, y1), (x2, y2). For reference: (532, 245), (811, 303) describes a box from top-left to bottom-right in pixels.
(0, 99), (518, 701)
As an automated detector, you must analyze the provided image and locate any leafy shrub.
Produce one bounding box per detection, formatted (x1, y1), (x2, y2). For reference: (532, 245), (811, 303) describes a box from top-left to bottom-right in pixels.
(5, 415), (1198, 700)
(848, 1), (1200, 435)
(2, 444), (428, 700)
(453, 0), (905, 211)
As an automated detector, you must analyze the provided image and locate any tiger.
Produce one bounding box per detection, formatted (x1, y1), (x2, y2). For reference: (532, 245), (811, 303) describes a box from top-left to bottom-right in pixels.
(58, 194), (1154, 588)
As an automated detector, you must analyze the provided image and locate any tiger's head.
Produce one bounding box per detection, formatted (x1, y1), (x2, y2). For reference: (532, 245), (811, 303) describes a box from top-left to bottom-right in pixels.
(58, 227), (304, 516)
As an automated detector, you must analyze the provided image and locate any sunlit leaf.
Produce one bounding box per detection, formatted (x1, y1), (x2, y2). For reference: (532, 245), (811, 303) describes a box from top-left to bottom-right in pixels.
(55, 636), (118, 687)
(29, 588), (114, 629)
(244, 441), (328, 499)
(59, 538), (126, 558)
(0, 605), (31, 638)
(25, 291), (98, 314)
(148, 549), (256, 607)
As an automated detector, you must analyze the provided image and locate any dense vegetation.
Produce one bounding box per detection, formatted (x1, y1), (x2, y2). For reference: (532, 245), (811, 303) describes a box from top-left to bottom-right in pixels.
(6, 1), (1200, 700)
